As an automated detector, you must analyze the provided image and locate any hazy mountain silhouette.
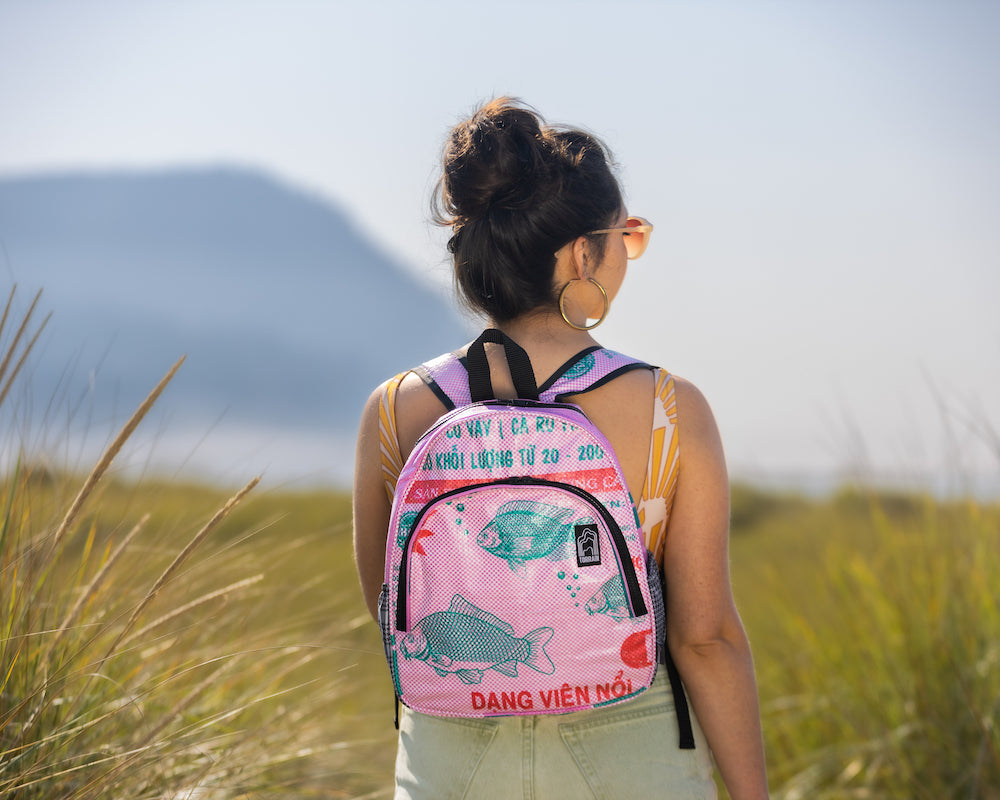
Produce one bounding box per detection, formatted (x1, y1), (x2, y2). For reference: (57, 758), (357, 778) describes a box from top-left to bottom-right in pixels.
(0, 167), (473, 483)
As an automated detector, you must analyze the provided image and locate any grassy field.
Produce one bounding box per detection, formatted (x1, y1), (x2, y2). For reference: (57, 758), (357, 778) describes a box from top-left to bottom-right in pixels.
(730, 485), (1000, 799)
(5, 471), (997, 798)
(2, 291), (998, 798)
(0, 465), (386, 798)
(0, 290), (395, 798)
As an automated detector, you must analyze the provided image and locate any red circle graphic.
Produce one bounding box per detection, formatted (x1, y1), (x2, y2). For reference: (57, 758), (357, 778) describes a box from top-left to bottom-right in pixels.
(620, 629), (653, 668)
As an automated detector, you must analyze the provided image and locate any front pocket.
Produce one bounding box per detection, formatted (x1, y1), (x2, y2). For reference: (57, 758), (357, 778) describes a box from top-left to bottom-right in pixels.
(396, 478), (647, 632)
(388, 480), (657, 718)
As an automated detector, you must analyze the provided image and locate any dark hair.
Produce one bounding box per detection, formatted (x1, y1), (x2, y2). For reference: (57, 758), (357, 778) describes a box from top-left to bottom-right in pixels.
(434, 98), (623, 322)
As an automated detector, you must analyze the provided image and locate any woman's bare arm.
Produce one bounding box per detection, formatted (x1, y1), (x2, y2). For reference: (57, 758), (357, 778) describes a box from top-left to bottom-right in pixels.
(353, 374), (450, 618)
(352, 382), (393, 619)
(665, 376), (769, 800)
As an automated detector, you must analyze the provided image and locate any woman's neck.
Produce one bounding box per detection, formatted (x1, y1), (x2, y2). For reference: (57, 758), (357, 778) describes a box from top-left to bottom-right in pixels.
(483, 309), (603, 384)
(491, 310), (597, 347)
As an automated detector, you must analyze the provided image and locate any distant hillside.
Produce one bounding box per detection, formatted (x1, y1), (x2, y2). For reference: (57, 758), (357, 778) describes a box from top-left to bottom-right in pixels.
(0, 168), (473, 484)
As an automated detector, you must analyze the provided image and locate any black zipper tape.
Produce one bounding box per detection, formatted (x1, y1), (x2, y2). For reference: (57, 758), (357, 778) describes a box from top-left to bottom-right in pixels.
(395, 476), (647, 631)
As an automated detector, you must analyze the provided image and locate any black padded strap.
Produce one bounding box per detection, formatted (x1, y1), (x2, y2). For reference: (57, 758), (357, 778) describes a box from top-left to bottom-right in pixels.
(466, 329), (539, 402)
(664, 647), (696, 749)
(656, 561), (696, 750)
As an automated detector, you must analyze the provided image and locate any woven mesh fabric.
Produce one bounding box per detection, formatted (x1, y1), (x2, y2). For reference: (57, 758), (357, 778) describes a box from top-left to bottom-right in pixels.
(420, 348), (650, 407)
(419, 351), (472, 406)
(384, 401), (658, 718)
(646, 549), (667, 666)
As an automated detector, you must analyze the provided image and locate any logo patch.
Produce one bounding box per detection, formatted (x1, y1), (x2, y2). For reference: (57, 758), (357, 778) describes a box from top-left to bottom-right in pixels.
(574, 524), (601, 567)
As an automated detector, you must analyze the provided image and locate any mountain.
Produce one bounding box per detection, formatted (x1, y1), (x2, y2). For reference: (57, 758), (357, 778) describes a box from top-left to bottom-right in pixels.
(0, 168), (473, 485)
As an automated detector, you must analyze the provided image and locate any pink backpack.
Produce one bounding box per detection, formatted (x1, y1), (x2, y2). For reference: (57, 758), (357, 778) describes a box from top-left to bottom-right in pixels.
(379, 330), (694, 748)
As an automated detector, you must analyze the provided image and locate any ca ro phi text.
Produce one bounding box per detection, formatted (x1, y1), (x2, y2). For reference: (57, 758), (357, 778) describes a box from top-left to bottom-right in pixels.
(441, 415), (578, 442)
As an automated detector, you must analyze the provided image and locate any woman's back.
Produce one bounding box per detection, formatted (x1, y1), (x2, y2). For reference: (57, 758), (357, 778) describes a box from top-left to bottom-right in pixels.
(352, 97), (769, 799)
(391, 340), (655, 502)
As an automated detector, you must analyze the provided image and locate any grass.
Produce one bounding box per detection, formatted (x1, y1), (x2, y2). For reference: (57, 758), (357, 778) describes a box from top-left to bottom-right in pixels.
(731, 486), (1000, 799)
(0, 287), (389, 798)
(0, 469), (390, 799)
(3, 285), (998, 797)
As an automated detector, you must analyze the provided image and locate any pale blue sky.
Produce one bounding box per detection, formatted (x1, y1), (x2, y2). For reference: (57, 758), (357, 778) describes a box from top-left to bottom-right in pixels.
(2, 0), (998, 491)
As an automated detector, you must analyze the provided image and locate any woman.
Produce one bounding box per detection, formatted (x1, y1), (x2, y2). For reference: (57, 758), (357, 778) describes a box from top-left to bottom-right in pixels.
(353, 98), (768, 800)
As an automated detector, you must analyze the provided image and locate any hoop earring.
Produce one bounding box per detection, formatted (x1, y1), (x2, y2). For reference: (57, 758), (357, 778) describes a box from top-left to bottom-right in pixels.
(558, 278), (609, 331)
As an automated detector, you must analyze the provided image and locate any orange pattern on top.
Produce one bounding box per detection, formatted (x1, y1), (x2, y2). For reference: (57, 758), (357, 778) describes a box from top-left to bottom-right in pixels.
(637, 370), (680, 569)
(377, 375), (404, 503)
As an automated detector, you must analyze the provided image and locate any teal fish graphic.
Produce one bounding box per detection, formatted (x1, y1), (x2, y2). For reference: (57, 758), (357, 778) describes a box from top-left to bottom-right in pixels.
(585, 574), (631, 621)
(478, 500), (589, 571)
(396, 510), (419, 548)
(563, 352), (595, 381)
(401, 595), (554, 683)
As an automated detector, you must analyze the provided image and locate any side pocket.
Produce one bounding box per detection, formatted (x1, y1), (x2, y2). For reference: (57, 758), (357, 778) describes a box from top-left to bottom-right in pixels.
(379, 582), (405, 729)
(646, 549), (666, 670)
(378, 582), (393, 665)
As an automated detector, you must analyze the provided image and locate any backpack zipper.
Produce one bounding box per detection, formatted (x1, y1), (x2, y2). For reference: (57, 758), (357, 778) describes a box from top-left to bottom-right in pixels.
(394, 476), (647, 631)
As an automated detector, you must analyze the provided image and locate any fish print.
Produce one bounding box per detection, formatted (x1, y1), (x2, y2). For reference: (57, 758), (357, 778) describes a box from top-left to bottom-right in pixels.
(401, 595), (555, 684)
(477, 500), (590, 572)
(585, 574), (631, 622)
(562, 352), (595, 381)
(396, 510), (419, 548)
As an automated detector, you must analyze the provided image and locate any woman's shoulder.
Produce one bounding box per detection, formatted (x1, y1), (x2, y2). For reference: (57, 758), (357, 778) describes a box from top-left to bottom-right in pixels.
(364, 344), (461, 407)
(632, 369), (720, 449)
(376, 364), (455, 461)
(668, 374), (716, 422)
(394, 369), (437, 406)
(662, 374), (725, 465)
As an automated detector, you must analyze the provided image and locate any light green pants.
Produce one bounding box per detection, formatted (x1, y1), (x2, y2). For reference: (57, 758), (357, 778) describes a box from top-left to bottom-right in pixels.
(394, 671), (716, 800)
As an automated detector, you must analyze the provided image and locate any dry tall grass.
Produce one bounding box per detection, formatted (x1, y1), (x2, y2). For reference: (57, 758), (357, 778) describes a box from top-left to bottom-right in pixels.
(6, 285), (997, 798)
(0, 287), (358, 798)
(731, 486), (1000, 799)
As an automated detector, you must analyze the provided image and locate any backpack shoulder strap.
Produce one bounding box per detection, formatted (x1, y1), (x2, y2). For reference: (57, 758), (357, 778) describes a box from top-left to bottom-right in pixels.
(415, 329), (541, 409)
(538, 347), (655, 403)
(416, 343), (654, 409)
(413, 350), (470, 411)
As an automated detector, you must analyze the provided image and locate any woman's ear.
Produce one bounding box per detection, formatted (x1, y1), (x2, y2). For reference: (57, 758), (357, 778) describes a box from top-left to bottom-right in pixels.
(570, 236), (591, 280)
(553, 236), (593, 286)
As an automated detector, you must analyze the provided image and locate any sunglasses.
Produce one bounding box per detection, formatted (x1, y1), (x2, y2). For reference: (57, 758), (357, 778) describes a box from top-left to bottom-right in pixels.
(586, 216), (654, 260)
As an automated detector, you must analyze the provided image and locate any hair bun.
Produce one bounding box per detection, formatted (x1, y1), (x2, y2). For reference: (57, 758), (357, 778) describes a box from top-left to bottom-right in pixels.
(433, 98), (622, 322)
(440, 98), (555, 220)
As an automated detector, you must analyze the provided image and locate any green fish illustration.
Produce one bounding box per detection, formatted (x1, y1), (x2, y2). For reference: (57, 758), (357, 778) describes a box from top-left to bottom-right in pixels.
(585, 574), (631, 621)
(478, 500), (590, 572)
(401, 595), (554, 683)
(396, 510), (419, 548)
(562, 352), (595, 381)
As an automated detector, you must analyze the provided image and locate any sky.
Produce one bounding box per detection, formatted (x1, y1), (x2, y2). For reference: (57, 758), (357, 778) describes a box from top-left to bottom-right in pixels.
(1, 0), (998, 494)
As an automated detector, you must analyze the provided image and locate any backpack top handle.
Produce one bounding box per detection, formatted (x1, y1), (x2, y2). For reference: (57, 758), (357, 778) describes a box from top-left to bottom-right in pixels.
(466, 328), (540, 403)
